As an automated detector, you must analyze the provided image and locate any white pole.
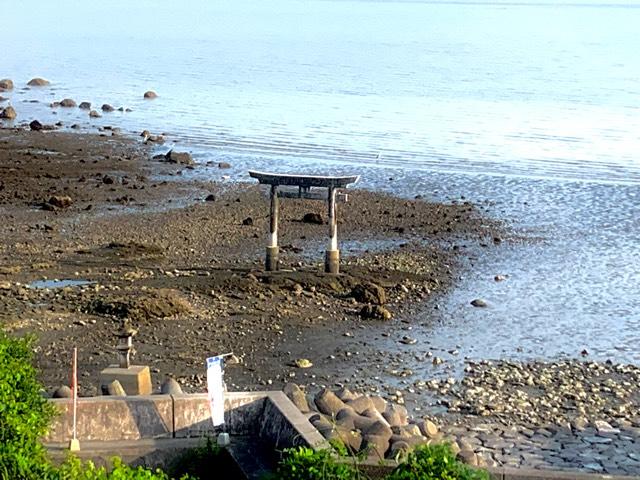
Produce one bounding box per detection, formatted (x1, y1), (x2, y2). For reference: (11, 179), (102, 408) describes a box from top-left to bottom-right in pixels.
(69, 347), (80, 451)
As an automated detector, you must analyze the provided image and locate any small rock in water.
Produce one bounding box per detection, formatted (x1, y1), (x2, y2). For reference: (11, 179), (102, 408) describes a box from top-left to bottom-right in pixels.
(0, 106), (17, 119)
(163, 149), (193, 165)
(217, 162), (231, 169)
(89, 110), (101, 118)
(27, 77), (50, 86)
(470, 298), (488, 308)
(143, 90), (158, 99)
(78, 101), (91, 110)
(29, 120), (43, 131)
(101, 104), (115, 112)
(399, 336), (417, 345)
(494, 275), (507, 282)
(59, 98), (76, 107)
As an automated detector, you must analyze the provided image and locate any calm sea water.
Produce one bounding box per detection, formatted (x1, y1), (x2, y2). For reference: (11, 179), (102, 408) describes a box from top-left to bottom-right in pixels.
(2, 1), (639, 366)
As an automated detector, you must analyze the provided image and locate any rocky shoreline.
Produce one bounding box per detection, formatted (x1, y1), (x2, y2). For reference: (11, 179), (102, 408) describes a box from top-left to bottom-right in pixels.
(284, 358), (640, 475)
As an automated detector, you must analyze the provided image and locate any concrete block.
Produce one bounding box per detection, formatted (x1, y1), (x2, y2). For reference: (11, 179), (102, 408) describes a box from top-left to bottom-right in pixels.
(172, 392), (267, 438)
(99, 365), (152, 396)
(46, 395), (173, 442)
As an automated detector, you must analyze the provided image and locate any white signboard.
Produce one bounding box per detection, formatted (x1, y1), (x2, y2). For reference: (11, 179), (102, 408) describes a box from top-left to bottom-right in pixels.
(206, 356), (225, 427)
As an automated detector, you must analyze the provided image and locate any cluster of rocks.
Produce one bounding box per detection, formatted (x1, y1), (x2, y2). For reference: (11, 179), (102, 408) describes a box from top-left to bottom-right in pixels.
(284, 384), (485, 466)
(423, 360), (640, 427)
(351, 282), (393, 320)
(52, 377), (183, 398)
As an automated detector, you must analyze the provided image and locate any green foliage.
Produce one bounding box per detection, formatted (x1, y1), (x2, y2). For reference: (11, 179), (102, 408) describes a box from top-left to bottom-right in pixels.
(0, 330), (192, 480)
(386, 444), (489, 480)
(56, 455), (192, 480)
(271, 443), (490, 480)
(273, 447), (360, 480)
(168, 436), (244, 479)
(0, 331), (57, 479)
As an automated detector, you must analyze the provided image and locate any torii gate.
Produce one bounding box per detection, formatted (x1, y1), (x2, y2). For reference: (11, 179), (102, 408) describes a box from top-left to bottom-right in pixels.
(248, 171), (360, 274)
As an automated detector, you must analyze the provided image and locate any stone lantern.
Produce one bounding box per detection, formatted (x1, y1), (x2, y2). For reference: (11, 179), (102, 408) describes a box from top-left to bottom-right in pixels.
(98, 319), (152, 396)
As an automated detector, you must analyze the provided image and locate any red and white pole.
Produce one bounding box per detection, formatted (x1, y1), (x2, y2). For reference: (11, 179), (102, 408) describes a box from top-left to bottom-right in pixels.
(69, 347), (80, 452)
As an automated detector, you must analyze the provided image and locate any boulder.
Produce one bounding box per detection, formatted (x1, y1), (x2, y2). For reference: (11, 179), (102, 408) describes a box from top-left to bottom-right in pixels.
(0, 79), (14, 90)
(335, 387), (359, 402)
(382, 404), (408, 427)
(106, 380), (126, 396)
(370, 396), (387, 414)
(79, 102), (92, 110)
(160, 377), (183, 395)
(334, 412), (355, 431)
(0, 106), (17, 119)
(143, 90), (158, 99)
(59, 98), (77, 107)
(101, 104), (115, 112)
(325, 426), (362, 453)
(163, 150), (194, 165)
(362, 408), (390, 428)
(389, 440), (411, 459)
(363, 434), (391, 459)
(398, 424), (422, 437)
(352, 283), (386, 305)
(417, 419), (439, 438)
(29, 120), (44, 131)
(457, 450), (479, 466)
(89, 110), (101, 118)
(27, 77), (50, 86)
(311, 416), (335, 436)
(218, 162), (231, 169)
(47, 195), (73, 209)
(360, 304), (392, 320)
(283, 383), (310, 413)
(314, 388), (347, 417)
(365, 420), (393, 438)
(52, 385), (73, 398)
(302, 212), (323, 224)
(345, 396), (375, 415)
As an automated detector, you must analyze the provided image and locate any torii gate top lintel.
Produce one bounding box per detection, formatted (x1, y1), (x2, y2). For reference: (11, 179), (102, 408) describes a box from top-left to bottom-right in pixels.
(248, 170), (360, 274)
(248, 170), (360, 189)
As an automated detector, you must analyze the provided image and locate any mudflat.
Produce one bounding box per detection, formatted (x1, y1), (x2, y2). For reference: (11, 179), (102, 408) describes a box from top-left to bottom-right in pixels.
(0, 127), (498, 396)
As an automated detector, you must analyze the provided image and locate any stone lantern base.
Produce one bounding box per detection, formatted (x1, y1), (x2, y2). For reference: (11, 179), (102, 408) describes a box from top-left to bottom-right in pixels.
(98, 365), (152, 396)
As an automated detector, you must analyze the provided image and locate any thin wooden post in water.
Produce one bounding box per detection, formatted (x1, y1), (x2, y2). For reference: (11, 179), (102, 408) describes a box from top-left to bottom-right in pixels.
(325, 187), (340, 274)
(266, 185), (279, 271)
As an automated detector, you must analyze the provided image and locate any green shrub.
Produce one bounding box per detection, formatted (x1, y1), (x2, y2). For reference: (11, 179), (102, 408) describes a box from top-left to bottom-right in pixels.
(168, 436), (244, 479)
(0, 331), (57, 479)
(56, 455), (191, 480)
(386, 444), (489, 480)
(273, 446), (361, 480)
